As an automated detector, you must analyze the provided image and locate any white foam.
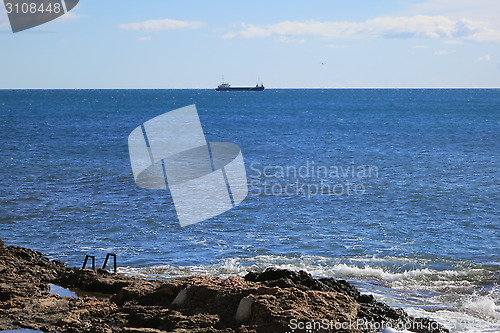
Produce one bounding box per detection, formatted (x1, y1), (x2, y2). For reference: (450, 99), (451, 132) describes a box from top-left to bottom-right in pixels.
(119, 255), (493, 289)
(381, 328), (412, 333)
(328, 263), (435, 281)
(405, 307), (500, 333)
(464, 294), (499, 318)
(118, 255), (500, 332)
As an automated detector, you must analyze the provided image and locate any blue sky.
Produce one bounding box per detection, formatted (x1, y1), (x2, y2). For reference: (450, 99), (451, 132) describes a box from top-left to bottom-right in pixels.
(1, 0), (499, 88)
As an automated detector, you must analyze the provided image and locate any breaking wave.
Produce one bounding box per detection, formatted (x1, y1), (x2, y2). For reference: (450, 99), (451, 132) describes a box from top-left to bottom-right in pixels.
(120, 255), (499, 332)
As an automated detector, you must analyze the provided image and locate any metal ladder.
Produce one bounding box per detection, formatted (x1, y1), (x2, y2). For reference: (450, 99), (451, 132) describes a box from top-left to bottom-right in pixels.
(82, 253), (117, 273)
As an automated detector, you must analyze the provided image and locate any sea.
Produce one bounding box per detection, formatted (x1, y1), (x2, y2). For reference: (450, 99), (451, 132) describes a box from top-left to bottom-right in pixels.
(0, 89), (498, 332)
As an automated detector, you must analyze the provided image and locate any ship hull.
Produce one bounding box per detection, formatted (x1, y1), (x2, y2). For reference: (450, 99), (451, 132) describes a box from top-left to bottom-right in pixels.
(215, 86), (265, 91)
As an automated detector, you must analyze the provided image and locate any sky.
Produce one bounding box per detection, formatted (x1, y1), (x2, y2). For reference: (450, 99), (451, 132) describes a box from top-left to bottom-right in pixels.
(1, 0), (499, 88)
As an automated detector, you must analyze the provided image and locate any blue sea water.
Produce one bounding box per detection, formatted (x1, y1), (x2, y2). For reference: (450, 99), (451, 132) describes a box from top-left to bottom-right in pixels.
(0, 89), (499, 331)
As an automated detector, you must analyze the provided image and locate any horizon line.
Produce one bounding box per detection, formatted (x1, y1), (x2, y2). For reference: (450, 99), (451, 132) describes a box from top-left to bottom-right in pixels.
(1, 87), (499, 90)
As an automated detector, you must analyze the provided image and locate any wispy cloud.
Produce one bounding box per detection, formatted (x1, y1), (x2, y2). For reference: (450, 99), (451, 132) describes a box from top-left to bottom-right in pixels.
(476, 55), (491, 62)
(224, 15), (500, 43)
(412, 45), (429, 49)
(407, 0), (500, 25)
(279, 36), (306, 44)
(119, 18), (206, 32)
(138, 36), (152, 41)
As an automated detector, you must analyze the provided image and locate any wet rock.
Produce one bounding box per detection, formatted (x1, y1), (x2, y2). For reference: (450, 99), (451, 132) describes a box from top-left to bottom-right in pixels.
(245, 267), (360, 299)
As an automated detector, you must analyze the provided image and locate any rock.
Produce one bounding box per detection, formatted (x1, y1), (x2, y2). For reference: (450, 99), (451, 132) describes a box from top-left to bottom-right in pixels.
(0, 238), (449, 333)
(0, 295), (117, 331)
(252, 288), (359, 333)
(57, 267), (142, 294)
(245, 268), (449, 333)
(123, 305), (223, 332)
(165, 275), (258, 326)
(121, 328), (166, 333)
(245, 267), (360, 298)
(0, 241), (66, 301)
(111, 280), (167, 306)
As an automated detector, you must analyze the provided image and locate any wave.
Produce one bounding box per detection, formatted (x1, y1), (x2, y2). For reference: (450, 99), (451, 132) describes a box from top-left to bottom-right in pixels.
(118, 254), (498, 283)
(118, 254), (499, 332)
(464, 294), (500, 319)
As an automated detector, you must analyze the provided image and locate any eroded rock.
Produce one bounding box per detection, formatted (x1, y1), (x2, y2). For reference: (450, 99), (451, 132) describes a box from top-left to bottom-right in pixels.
(0, 238), (449, 333)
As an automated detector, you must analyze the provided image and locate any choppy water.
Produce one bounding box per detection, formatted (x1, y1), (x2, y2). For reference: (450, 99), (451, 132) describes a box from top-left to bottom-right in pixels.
(0, 89), (499, 332)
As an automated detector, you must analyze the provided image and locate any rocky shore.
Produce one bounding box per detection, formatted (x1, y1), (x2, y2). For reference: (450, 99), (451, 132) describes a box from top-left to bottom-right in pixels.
(0, 238), (449, 333)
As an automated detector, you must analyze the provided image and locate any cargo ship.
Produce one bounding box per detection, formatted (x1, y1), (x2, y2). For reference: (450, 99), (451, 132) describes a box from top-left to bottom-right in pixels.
(215, 81), (265, 91)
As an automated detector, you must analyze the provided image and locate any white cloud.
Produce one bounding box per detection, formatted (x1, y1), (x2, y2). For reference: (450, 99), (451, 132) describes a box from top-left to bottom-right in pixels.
(224, 15), (500, 43)
(407, 0), (500, 27)
(119, 19), (205, 32)
(476, 55), (491, 62)
(412, 45), (429, 49)
(138, 36), (152, 41)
